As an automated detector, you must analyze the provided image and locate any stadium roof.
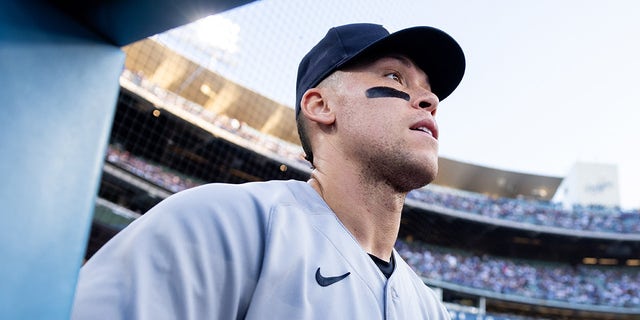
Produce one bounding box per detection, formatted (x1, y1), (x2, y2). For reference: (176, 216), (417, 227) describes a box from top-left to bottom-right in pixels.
(434, 157), (563, 201)
(52, 0), (253, 46)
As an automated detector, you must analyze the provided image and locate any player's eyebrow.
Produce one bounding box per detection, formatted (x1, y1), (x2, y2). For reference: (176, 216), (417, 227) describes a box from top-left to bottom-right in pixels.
(374, 54), (413, 70)
(385, 54), (413, 68)
(378, 54), (431, 87)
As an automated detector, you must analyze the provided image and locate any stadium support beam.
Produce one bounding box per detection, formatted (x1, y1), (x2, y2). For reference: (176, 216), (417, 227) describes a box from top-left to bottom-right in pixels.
(0, 0), (252, 319)
(52, 0), (255, 46)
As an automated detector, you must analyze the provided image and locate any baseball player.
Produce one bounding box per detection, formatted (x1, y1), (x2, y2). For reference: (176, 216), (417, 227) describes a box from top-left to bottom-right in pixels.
(72, 23), (465, 319)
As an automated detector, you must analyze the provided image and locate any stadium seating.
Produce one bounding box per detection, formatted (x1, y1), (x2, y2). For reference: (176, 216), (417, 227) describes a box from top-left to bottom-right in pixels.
(396, 240), (640, 309)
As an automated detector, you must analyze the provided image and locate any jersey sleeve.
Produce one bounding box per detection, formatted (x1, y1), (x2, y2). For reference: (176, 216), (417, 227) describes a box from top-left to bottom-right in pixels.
(71, 184), (269, 320)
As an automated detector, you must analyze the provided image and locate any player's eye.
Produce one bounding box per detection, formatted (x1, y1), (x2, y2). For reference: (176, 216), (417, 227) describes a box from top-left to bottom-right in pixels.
(385, 72), (403, 84)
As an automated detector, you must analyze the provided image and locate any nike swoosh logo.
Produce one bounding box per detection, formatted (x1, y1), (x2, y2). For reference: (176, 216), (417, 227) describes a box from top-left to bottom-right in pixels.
(315, 267), (350, 287)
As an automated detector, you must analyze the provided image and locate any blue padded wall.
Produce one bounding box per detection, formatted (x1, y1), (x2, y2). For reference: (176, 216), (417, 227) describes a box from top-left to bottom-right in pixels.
(0, 2), (125, 319)
(0, 0), (253, 318)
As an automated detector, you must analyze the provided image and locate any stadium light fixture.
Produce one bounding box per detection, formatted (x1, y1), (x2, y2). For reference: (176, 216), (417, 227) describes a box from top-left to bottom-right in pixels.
(626, 259), (640, 266)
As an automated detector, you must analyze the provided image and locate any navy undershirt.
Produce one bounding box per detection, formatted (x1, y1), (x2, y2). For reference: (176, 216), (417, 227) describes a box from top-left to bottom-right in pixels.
(368, 253), (395, 279)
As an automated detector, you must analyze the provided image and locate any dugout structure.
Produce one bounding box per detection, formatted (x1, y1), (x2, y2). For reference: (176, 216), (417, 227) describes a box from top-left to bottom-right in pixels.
(0, 1), (251, 319)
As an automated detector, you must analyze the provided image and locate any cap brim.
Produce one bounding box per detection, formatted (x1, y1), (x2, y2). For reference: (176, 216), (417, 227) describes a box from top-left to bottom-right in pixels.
(338, 26), (465, 101)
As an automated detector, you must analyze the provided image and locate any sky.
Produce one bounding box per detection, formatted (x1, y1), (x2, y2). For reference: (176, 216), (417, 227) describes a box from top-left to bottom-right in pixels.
(159, 0), (639, 209)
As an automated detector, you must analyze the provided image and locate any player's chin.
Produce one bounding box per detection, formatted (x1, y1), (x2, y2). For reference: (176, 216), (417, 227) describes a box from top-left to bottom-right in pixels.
(419, 161), (438, 186)
(394, 173), (435, 193)
(417, 150), (439, 175)
(414, 141), (438, 163)
(417, 154), (438, 184)
(394, 159), (438, 192)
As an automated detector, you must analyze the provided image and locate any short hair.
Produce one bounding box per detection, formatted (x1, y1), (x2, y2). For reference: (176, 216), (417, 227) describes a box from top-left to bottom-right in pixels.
(296, 115), (314, 167)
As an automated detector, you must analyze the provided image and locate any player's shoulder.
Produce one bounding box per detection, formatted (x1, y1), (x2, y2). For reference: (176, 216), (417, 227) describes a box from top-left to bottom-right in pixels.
(177, 179), (306, 202)
(154, 179), (309, 215)
(125, 180), (303, 241)
(130, 179), (322, 241)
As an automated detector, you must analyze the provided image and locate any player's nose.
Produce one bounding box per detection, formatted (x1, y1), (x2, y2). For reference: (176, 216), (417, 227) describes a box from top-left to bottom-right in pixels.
(411, 89), (439, 116)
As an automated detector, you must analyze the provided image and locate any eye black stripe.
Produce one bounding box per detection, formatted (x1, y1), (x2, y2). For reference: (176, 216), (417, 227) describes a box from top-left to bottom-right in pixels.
(365, 86), (410, 101)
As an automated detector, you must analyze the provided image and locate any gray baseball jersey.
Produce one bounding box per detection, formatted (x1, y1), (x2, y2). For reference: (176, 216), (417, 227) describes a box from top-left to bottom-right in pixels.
(72, 180), (450, 319)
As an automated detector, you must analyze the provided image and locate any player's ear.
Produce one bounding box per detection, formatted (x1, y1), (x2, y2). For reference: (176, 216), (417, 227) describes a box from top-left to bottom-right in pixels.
(300, 88), (335, 125)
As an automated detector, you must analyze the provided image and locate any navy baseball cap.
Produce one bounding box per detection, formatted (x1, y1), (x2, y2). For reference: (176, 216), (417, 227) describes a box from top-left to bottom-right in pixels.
(295, 23), (465, 117)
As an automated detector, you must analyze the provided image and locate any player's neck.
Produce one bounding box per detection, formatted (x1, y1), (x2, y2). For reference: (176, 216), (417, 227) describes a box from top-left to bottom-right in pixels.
(308, 167), (404, 261)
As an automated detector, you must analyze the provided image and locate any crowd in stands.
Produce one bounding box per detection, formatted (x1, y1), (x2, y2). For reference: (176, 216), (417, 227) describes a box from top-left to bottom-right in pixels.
(407, 187), (640, 235)
(396, 240), (640, 309)
(106, 146), (201, 193)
